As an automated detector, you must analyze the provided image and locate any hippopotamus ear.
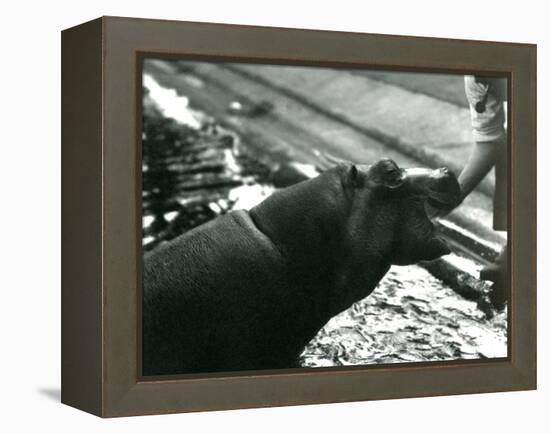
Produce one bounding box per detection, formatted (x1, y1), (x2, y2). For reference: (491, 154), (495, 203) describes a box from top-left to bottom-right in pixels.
(348, 164), (372, 189)
(368, 159), (405, 189)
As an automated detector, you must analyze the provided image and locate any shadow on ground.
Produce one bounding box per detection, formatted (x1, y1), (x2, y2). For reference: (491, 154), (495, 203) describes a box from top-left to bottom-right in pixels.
(37, 387), (60, 402)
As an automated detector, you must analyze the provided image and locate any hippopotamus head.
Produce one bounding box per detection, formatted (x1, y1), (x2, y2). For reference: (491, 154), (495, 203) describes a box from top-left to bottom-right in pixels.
(341, 158), (462, 266)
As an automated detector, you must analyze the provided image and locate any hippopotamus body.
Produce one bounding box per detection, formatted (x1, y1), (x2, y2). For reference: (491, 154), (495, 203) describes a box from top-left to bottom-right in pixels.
(143, 159), (461, 376)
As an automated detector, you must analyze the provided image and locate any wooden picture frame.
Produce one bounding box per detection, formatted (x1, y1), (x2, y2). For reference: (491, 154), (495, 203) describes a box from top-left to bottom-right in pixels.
(61, 16), (537, 417)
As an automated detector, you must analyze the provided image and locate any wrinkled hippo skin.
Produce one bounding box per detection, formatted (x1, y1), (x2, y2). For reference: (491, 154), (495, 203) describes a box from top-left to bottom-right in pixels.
(143, 159), (461, 376)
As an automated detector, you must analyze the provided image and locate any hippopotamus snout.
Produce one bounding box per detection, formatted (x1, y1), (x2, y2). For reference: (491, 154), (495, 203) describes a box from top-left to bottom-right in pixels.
(401, 166), (462, 211)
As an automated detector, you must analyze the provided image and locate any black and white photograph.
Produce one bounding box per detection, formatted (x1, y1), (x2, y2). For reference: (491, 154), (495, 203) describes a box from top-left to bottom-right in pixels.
(140, 58), (509, 377)
(1, 0), (545, 427)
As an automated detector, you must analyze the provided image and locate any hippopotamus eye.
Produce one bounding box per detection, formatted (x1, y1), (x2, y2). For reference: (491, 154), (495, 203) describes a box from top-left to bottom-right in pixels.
(384, 166), (399, 177)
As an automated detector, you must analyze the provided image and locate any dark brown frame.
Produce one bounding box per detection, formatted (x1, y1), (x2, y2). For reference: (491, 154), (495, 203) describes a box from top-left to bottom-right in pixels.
(62, 16), (537, 417)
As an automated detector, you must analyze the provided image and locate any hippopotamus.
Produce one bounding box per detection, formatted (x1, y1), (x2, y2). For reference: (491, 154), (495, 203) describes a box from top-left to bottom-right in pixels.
(142, 159), (461, 376)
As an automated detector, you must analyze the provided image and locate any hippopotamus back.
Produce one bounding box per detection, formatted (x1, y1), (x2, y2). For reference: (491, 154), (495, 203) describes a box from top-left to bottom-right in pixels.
(144, 210), (327, 375)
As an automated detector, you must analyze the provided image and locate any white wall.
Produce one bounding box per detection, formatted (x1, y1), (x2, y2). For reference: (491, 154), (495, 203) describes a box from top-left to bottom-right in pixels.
(1, 1), (546, 432)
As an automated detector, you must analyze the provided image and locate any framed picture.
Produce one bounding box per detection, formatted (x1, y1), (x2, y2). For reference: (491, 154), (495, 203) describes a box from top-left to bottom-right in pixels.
(61, 16), (536, 417)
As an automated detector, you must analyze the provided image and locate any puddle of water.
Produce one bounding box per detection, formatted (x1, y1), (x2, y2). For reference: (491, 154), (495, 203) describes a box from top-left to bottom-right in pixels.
(143, 74), (202, 129)
(228, 184), (275, 210)
(142, 215), (155, 229)
(163, 211), (178, 222)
